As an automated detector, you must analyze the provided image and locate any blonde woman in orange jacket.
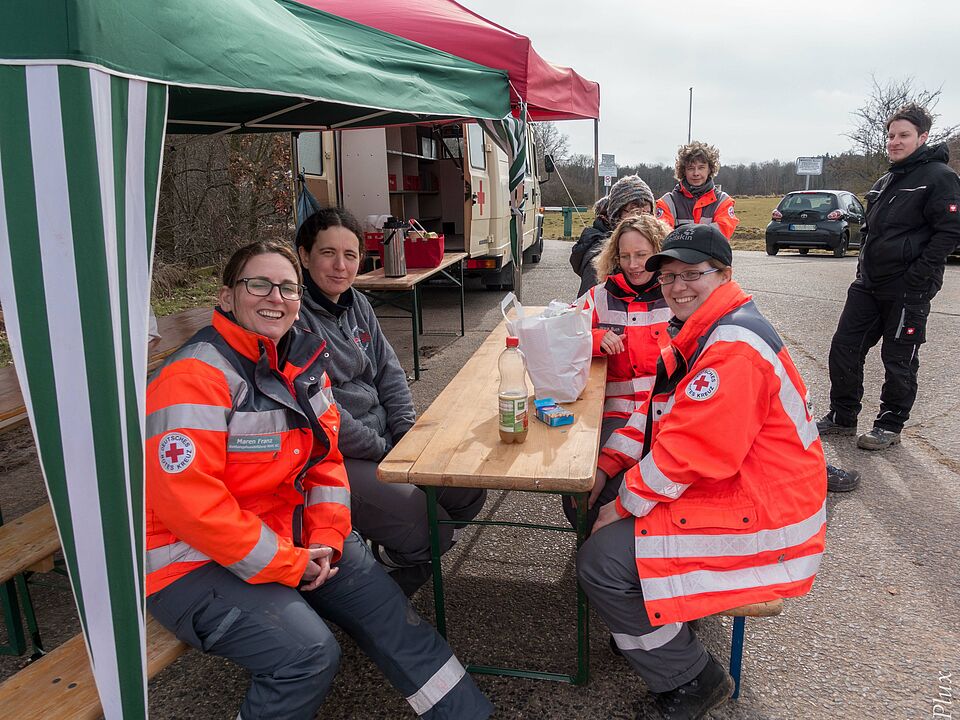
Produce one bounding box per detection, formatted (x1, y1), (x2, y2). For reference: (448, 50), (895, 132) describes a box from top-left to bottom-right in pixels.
(145, 241), (492, 720)
(579, 225), (825, 720)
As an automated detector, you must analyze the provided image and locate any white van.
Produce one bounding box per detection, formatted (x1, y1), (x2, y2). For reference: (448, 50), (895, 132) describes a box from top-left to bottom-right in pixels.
(297, 122), (544, 289)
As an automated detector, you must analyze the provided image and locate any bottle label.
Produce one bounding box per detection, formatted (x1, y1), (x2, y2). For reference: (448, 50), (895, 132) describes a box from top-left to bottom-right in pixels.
(499, 396), (528, 433)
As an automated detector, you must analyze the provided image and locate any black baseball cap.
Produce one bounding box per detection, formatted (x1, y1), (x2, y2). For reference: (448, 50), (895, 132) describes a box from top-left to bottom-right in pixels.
(645, 224), (733, 271)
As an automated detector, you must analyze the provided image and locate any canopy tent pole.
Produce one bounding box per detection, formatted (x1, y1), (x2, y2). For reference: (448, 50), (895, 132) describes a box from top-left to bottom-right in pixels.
(0, 64), (168, 719)
(594, 118), (599, 203)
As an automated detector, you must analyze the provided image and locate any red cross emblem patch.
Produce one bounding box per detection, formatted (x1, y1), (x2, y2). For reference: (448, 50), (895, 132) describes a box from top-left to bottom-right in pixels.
(159, 432), (196, 473)
(949, 203), (958, 213)
(686, 368), (719, 401)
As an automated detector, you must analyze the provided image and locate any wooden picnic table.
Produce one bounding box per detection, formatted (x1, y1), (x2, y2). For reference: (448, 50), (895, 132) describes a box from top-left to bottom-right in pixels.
(352, 252), (467, 380)
(379, 315), (606, 684)
(0, 306), (211, 435)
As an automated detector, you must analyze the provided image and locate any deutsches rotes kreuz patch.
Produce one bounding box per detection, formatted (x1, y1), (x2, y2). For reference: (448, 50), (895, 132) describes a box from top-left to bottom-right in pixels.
(158, 432), (196, 473)
(686, 368), (719, 401)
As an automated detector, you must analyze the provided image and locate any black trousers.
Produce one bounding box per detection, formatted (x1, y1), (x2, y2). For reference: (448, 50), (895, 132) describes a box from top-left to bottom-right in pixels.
(827, 280), (929, 433)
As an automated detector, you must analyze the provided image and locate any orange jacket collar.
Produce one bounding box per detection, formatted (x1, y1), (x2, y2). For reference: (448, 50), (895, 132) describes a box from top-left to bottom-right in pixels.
(671, 281), (751, 358)
(212, 307), (281, 368)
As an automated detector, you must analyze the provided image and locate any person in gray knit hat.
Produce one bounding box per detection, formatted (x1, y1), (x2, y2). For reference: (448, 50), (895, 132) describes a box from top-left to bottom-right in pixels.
(607, 174), (655, 224)
(570, 176), (655, 299)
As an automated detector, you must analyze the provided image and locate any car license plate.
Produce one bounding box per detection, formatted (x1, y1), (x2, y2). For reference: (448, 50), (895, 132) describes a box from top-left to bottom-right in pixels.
(789, 224), (816, 231)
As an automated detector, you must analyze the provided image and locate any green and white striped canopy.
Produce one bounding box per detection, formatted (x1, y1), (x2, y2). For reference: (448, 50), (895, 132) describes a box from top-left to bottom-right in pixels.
(0, 1), (508, 717)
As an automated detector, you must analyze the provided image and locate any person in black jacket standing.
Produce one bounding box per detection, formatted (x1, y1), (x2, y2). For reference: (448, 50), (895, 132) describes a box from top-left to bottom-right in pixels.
(818, 103), (960, 451)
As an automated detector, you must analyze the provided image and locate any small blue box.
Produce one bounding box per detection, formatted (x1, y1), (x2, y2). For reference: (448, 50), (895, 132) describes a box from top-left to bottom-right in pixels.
(534, 398), (574, 427)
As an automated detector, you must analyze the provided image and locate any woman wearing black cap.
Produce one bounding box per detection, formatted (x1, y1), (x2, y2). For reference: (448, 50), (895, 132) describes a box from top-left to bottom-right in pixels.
(577, 224), (827, 720)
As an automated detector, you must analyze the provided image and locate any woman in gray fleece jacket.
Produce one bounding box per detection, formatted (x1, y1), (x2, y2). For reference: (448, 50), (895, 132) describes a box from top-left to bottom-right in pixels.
(295, 208), (486, 595)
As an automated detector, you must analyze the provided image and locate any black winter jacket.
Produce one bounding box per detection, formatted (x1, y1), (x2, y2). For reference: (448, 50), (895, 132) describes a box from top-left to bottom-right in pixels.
(858, 143), (960, 297)
(570, 217), (611, 298)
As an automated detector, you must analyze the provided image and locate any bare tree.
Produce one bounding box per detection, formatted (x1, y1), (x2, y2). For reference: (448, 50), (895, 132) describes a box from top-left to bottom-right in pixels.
(846, 76), (959, 158)
(529, 122), (570, 163)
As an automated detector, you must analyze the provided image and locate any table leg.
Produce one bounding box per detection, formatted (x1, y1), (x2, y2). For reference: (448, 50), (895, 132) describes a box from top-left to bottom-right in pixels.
(458, 260), (465, 337)
(416, 285), (424, 335)
(425, 486), (447, 637)
(574, 491), (590, 685)
(411, 287), (421, 381)
(0, 578), (27, 656)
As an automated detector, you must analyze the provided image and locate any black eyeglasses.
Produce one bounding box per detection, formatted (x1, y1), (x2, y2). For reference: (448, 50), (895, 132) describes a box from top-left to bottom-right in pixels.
(236, 277), (304, 301)
(658, 268), (720, 286)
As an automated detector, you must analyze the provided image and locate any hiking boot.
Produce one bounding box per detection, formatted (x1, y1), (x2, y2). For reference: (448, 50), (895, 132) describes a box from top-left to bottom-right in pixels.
(857, 427), (901, 451)
(652, 653), (734, 720)
(827, 465), (861, 493)
(816, 413), (857, 436)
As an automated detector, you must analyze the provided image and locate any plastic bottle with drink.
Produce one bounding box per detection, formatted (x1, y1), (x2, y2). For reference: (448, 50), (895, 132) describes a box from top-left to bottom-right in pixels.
(498, 336), (529, 444)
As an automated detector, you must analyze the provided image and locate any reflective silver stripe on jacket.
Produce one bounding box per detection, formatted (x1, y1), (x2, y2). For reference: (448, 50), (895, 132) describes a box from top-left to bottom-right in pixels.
(638, 452), (690, 500)
(634, 501), (826, 559)
(704, 326), (819, 448)
(640, 552), (822, 602)
(661, 193), (678, 219)
(162, 340), (249, 406)
(309, 385), (334, 418)
(405, 655), (466, 715)
(649, 397), (675, 421)
(305, 485), (351, 510)
(603, 398), (637, 414)
(612, 622), (683, 651)
(594, 285), (628, 326)
(145, 541), (210, 574)
(626, 307), (673, 327)
(605, 432), (644, 460)
(225, 523), (281, 581)
(618, 482), (658, 518)
(625, 411), (647, 430)
(146, 403), (229, 439)
(230, 408), (293, 435)
(606, 376), (655, 397)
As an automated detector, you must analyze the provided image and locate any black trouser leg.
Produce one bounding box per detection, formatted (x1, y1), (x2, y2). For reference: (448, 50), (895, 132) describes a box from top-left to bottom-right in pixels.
(828, 282), (885, 425)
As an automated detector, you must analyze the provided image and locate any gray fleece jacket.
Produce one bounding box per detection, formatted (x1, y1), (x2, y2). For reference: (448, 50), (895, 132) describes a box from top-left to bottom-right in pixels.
(297, 287), (415, 461)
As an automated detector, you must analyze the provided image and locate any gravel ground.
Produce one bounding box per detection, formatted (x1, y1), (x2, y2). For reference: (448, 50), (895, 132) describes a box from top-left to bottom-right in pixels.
(2, 240), (958, 719)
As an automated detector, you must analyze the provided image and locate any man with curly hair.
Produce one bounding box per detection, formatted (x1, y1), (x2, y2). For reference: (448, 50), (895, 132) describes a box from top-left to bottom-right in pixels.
(656, 141), (739, 239)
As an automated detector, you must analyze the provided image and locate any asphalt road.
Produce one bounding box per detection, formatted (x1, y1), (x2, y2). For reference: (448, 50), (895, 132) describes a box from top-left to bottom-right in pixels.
(1, 239), (958, 719)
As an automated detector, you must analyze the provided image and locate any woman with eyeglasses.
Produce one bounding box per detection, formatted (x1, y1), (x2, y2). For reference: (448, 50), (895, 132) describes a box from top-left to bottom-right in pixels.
(563, 213), (672, 531)
(145, 240), (492, 720)
(578, 224), (826, 720)
(294, 208), (485, 596)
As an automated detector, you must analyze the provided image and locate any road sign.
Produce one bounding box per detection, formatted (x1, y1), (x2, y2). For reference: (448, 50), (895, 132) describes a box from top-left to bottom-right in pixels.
(599, 153), (617, 178)
(604, 175), (612, 187)
(796, 157), (823, 176)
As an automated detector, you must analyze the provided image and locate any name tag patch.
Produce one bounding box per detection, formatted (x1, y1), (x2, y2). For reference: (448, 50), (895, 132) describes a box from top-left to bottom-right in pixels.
(228, 434), (281, 452)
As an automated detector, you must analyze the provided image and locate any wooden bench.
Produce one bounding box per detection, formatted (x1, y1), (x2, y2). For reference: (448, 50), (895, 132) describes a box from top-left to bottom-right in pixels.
(0, 614), (188, 719)
(718, 599), (784, 699)
(0, 504), (62, 656)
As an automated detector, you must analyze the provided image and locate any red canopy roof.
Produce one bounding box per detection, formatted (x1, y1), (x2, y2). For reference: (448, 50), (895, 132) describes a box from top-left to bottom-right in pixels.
(295, 0), (600, 121)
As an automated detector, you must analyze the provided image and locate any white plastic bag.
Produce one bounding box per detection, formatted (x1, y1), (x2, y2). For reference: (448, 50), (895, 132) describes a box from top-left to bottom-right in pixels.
(500, 293), (592, 403)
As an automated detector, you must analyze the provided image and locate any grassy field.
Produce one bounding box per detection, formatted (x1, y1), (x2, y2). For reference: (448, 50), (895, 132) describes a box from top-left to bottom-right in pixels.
(543, 195), (781, 251)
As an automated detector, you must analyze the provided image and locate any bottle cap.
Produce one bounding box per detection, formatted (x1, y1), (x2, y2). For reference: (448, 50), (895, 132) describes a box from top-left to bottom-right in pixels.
(506, 336), (519, 348)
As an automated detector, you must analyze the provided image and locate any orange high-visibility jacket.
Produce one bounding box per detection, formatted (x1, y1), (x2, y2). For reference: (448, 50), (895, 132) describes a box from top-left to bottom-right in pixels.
(145, 310), (351, 596)
(656, 184), (739, 240)
(588, 274), (670, 423)
(600, 281), (826, 626)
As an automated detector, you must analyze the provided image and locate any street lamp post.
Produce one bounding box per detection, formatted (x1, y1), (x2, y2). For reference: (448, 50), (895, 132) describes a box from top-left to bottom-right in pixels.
(688, 87), (693, 143)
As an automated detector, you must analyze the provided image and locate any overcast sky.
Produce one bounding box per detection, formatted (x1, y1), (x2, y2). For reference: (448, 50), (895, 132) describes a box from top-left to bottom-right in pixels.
(465, 0), (960, 168)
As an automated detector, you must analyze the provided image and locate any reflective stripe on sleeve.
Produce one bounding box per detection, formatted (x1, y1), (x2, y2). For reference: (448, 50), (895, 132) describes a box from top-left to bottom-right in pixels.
(606, 376), (655, 397)
(405, 654), (466, 716)
(638, 452), (690, 500)
(605, 432), (644, 460)
(618, 482), (657, 518)
(612, 622), (683, 651)
(145, 541), (210, 574)
(146, 403), (228, 438)
(164, 341), (248, 405)
(225, 523), (281, 581)
(603, 398), (637, 414)
(635, 501), (826, 559)
(309, 385), (334, 418)
(305, 485), (351, 510)
(230, 408), (293, 435)
(705, 326), (819, 448)
(640, 553), (823, 602)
